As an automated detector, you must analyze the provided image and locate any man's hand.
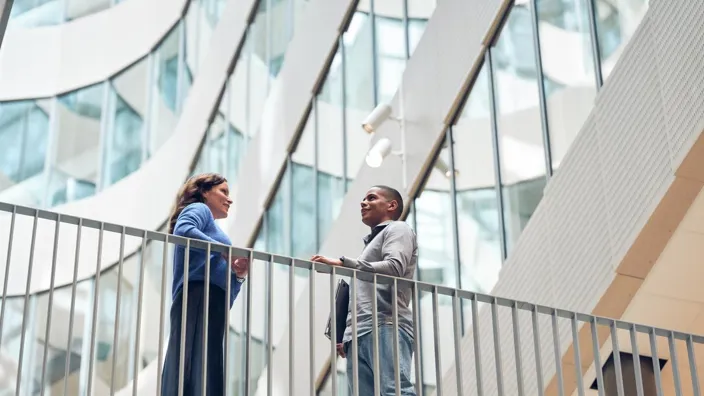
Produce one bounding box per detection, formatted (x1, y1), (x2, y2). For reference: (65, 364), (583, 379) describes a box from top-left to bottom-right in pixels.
(231, 257), (249, 278)
(336, 343), (346, 358)
(310, 255), (342, 267)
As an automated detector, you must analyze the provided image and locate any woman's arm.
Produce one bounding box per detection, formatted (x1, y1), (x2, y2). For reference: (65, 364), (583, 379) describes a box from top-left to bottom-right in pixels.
(173, 203), (220, 243)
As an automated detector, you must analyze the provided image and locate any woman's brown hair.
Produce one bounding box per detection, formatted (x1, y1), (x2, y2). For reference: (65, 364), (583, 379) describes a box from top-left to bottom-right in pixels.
(168, 173), (227, 234)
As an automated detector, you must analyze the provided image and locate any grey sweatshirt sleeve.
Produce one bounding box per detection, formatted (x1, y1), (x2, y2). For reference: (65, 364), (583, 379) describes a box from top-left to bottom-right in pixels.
(341, 223), (415, 277)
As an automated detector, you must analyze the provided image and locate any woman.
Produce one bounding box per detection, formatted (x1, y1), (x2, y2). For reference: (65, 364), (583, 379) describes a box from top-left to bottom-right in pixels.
(161, 173), (249, 396)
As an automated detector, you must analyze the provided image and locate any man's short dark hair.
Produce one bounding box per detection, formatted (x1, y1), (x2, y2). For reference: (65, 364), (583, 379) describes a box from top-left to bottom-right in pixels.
(373, 185), (404, 220)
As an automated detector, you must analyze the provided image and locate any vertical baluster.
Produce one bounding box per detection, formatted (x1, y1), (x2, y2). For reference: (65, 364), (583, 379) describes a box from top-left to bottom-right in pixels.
(668, 331), (683, 396)
(431, 287), (441, 396)
(571, 314), (585, 396)
(649, 329), (664, 396)
(16, 211), (38, 395)
(224, 247), (233, 394)
(329, 266), (337, 396)
(350, 270), (359, 396)
(110, 227), (126, 395)
(64, 218), (82, 396)
(132, 233), (148, 395)
(0, 206), (16, 349)
(244, 249), (253, 395)
(308, 261), (316, 396)
(411, 283), (422, 396)
(686, 334), (700, 396)
(472, 296), (483, 396)
(629, 324), (644, 396)
(453, 291), (464, 396)
(39, 215), (61, 396)
(201, 242), (212, 396)
(156, 235), (169, 396)
(511, 303), (524, 396)
(532, 306), (544, 396)
(177, 239), (191, 396)
(610, 321), (625, 396)
(288, 258), (296, 395)
(372, 275), (381, 395)
(551, 309), (564, 396)
(491, 299), (504, 396)
(267, 255), (274, 396)
(590, 318), (605, 396)
(87, 222), (105, 396)
(392, 278), (401, 396)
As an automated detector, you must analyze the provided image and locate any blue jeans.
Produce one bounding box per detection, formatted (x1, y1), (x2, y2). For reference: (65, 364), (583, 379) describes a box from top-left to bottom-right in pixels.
(345, 325), (416, 396)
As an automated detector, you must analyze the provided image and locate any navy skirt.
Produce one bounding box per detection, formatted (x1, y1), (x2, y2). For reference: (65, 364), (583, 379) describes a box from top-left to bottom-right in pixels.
(161, 281), (228, 396)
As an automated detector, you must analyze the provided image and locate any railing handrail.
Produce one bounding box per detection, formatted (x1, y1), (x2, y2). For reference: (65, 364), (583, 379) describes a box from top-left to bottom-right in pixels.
(1, 199), (703, 346)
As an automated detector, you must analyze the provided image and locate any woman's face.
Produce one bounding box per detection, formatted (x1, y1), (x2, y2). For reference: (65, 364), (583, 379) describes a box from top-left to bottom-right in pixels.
(203, 182), (232, 220)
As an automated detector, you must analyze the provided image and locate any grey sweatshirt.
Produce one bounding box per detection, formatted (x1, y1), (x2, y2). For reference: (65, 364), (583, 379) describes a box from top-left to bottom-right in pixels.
(341, 220), (418, 343)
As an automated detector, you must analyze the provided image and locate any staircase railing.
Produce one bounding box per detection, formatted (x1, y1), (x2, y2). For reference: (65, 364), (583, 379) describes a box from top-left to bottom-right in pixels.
(0, 201), (702, 396)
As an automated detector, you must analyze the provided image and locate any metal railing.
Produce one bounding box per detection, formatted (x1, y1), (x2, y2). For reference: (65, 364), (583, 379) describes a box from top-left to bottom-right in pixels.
(0, 201), (703, 396)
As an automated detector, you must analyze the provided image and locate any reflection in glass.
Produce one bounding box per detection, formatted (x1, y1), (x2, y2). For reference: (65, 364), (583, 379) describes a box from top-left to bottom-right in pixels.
(492, 7), (547, 254)
(454, 63), (502, 294)
(375, 11), (407, 104)
(0, 100), (50, 205)
(103, 86), (144, 187)
(150, 25), (190, 156)
(316, 48), (346, 245)
(595, 0), (648, 80)
(535, 0), (597, 169)
(415, 141), (457, 290)
(291, 109), (316, 258)
(51, 83), (105, 205)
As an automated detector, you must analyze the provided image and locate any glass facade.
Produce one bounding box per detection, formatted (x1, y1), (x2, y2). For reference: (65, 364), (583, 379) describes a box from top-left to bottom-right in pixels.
(254, 0), (437, 261)
(0, 1), (225, 208)
(193, 0), (303, 183)
(408, 0), (649, 391)
(8, 0), (228, 28)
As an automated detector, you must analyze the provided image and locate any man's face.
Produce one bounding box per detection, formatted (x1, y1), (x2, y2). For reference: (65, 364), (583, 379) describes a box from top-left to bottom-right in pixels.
(360, 187), (396, 227)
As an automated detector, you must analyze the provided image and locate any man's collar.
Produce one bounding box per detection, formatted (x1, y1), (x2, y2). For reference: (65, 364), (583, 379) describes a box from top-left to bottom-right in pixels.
(363, 220), (393, 245)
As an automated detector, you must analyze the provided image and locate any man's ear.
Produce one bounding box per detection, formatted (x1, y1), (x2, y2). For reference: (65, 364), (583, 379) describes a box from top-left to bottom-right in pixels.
(388, 200), (398, 213)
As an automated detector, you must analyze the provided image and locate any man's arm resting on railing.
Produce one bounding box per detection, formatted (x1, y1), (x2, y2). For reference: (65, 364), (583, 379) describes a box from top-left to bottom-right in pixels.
(340, 223), (414, 277)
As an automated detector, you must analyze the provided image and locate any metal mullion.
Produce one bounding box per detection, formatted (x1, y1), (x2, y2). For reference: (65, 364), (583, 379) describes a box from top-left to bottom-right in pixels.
(485, 49), (508, 261)
(446, 127), (465, 333)
(402, 0), (410, 60)
(313, 98), (320, 250)
(529, 0), (553, 179)
(340, 37), (349, 191)
(369, 0), (379, 106)
(585, 0), (604, 89)
(0, 0), (12, 50)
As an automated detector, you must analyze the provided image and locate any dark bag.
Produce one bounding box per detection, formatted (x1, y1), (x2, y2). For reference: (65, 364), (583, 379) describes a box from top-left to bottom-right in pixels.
(325, 279), (350, 344)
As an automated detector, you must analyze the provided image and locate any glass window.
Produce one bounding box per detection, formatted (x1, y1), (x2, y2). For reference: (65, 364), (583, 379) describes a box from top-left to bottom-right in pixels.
(343, 11), (375, 182)
(291, 109), (316, 258)
(9, 0), (64, 27)
(415, 139), (457, 290)
(50, 83), (105, 206)
(265, 168), (288, 256)
(102, 62), (147, 187)
(0, 99), (50, 205)
(316, 47), (346, 246)
(149, 26), (184, 155)
(491, 7), (547, 254)
(453, 62), (503, 294)
(535, 0), (597, 169)
(595, 0), (648, 80)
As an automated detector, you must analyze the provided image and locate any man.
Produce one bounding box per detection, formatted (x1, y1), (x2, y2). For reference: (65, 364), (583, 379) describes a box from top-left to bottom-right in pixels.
(311, 185), (417, 396)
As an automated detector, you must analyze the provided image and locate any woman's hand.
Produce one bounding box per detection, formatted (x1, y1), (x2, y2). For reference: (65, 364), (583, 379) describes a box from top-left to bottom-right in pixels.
(231, 257), (249, 278)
